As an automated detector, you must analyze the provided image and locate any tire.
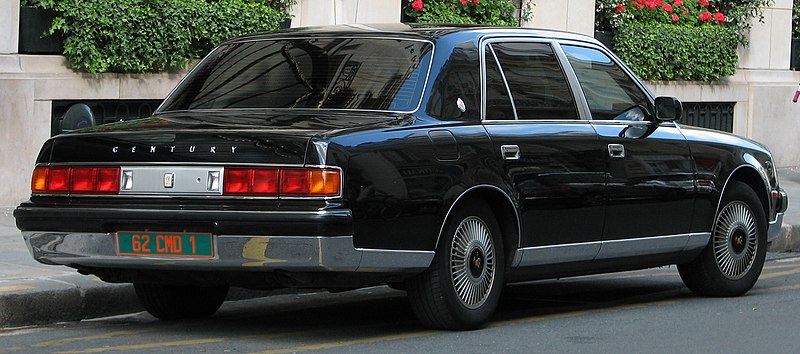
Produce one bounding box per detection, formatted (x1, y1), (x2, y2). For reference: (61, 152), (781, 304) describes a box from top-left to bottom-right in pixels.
(678, 181), (767, 297)
(134, 283), (229, 320)
(406, 202), (505, 330)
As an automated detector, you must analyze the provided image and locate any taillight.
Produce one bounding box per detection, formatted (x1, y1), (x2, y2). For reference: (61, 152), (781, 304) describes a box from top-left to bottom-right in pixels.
(31, 166), (120, 194)
(223, 167), (340, 197)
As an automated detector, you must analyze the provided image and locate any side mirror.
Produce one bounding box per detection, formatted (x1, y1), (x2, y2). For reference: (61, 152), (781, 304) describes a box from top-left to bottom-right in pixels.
(654, 96), (683, 122)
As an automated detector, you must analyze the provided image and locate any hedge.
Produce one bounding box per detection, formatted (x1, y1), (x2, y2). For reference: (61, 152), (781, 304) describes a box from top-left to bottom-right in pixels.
(614, 22), (738, 82)
(50, 0), (284, 73)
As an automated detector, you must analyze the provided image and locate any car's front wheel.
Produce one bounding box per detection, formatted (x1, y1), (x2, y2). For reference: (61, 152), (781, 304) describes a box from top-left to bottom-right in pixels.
(134, 283), (229, 320)
(406, 202), (505, 330)
(678, 181), (767, 296)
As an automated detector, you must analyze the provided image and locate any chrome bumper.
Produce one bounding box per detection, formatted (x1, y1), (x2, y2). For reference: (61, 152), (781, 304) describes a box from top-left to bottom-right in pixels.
(767, 212), (785, 242)
(23, 232), (434, 273)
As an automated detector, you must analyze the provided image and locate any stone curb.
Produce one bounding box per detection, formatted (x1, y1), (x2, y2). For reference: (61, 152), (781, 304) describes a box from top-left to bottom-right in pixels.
(0, 275), (140, 328)
(768, 224), (800, 253)
(0, 275), (303, 328)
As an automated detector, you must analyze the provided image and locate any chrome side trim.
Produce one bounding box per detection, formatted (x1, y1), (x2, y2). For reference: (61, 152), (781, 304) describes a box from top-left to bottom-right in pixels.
(23, 232), (432, 273)
(357, 249), (434, 272)
(596, 234), (689, 259)
(684, 232), (712, 252)
(514, 233), (710, 267)
(768, 212), (785, 242)
(516, 241), (601, 267)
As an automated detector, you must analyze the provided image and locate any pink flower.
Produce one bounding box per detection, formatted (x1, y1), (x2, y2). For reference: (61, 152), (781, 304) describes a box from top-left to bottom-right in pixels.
(674, 0), (684, 6)
(699, 0), (709, 6)
(473, 0), (479, 4)
(411, 0), (423, 11)
(662, 4), (673, 12)
(672, 14), (679, 21)
(683, 9), (689, 15)
(699, 11), (712, 22)
(714, 12), (725, 23)
(459, 0), (468, 4)
(616, 3), (625, 12)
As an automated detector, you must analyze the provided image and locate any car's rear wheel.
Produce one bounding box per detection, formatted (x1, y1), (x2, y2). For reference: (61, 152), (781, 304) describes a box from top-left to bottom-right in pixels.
(406, 202), (505, 330)
(134, 283), (229, 320)
(678, 181), (767, 296)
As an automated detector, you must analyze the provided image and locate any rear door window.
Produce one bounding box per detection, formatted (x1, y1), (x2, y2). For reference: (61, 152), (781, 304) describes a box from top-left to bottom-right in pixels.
(486, 42), (578, 120)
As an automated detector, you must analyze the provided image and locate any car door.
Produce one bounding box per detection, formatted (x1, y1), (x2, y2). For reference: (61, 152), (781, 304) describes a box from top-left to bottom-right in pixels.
(480, 40), (607, 266)
(560, 44), (696, 258)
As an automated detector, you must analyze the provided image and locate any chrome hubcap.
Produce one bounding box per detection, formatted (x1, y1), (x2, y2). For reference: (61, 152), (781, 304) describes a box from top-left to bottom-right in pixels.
(713, 201), (758, 280)
(450, 216), (495, 309)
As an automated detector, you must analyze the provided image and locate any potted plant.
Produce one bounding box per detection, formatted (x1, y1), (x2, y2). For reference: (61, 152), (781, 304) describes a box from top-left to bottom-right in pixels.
(18, 0), (63, 54)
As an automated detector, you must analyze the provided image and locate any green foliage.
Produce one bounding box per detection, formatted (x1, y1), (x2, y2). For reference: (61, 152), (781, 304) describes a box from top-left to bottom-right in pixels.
(794, 0), (799, 37)
(404, 0), (518, 26)
(49, 0), (284, 73)
(615, 22), (738, 82)
(19, 0), (57, 7)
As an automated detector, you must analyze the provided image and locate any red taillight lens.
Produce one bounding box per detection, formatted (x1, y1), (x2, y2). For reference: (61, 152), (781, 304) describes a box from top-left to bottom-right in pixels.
(224, 168), (279, 195)
(47, 167), (70, 192)
(96, 168), (120, 193)
(71, 167), (96, 192)
(223, 167), (340, 197)
(30, 166), (120, 194)
(280, 169), (309, 195)
(223, 168), (250, 194)
(252, 169), (279, 194)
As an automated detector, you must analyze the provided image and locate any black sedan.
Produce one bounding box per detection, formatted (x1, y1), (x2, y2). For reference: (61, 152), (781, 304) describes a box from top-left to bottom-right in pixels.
(14, 24), (788, 330)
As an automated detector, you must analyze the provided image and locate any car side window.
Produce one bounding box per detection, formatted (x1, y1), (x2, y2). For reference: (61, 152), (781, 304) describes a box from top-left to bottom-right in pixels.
(485, 46), (515, 120)
(488, 42), (578, 120)
(561, 45), (651, 121)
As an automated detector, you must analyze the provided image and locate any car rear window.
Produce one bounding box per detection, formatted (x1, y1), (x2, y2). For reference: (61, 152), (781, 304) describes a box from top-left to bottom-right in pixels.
(159, 37), (433, 112)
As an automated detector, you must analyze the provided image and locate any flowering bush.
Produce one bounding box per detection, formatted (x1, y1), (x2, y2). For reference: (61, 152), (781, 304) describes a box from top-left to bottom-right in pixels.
(403, 0), (517, 26)
(598, 0), (772, 45)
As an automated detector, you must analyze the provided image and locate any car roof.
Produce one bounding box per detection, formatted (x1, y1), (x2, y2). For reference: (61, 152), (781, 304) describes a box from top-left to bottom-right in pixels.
(223, 23), (600, 46)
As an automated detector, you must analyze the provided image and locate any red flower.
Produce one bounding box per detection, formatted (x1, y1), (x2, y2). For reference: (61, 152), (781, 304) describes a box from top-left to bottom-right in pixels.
(672, 14), (679, 22)
(699, 11), (712, 22)
(698, 0), (709, 6)
(683, 9), (689, 15)
(674, 0), (684, 6)
(473, 0), (479, 4)
(616, 3), (625, 12)
(411, 0), (423, 11)
(459, 0), (468, 4)
(714, 12), (725, 23)
(662, 4), (673, 12)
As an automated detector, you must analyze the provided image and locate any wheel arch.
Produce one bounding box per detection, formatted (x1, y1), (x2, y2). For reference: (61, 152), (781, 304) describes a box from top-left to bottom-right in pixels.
(436, 185), (521, 268)
(719, 162), (770, 222)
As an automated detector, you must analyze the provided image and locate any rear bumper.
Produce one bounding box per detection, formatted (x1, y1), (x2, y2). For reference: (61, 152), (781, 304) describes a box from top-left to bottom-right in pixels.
(22, 232), (433, 273)
(15, 205), (433, 273)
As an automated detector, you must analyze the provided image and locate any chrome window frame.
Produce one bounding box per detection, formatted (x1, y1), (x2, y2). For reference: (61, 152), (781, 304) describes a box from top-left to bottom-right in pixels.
(478, 36), (589, 123)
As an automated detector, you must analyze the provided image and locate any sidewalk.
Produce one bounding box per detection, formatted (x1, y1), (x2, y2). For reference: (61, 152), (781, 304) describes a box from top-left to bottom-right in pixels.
(2, 168), (800, 328)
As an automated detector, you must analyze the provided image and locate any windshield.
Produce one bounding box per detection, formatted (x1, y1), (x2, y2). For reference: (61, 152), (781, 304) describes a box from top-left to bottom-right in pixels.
(159, 37), (433, 112)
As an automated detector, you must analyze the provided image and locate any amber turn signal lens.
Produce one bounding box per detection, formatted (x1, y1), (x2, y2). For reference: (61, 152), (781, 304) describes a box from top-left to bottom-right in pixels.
(31, 167), (48, 192)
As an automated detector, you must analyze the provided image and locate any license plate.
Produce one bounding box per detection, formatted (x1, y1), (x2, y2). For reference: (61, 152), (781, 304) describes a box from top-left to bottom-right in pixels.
(117, 231), (214, 258)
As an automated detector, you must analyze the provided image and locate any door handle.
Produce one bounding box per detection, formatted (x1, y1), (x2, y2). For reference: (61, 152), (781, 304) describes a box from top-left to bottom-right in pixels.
(501, 145), (520, 160)
(608, 144), (625, 158)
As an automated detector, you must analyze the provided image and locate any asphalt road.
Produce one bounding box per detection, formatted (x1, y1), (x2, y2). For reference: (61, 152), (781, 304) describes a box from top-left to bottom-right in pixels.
(2, 254), (799, 354)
